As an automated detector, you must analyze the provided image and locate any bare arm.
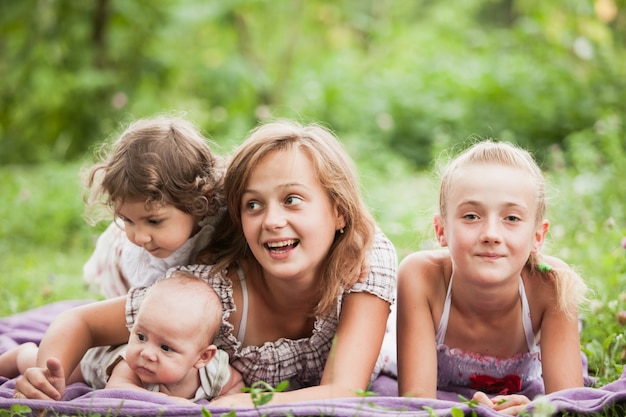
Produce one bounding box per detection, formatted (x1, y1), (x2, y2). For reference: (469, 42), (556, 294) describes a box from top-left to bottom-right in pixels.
(397, 252), (439, 398)
(15, 297), (129, 400)
(540, 303), (583, 392)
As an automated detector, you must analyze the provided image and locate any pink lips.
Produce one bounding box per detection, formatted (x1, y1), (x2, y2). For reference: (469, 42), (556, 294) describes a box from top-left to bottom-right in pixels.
(135, 365), (155, 376)
(477, 253), (504, 261)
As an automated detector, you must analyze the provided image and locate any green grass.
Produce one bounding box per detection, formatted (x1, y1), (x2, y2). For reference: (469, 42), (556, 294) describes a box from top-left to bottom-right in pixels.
(0, 161), (101, 314)
(1, 155), (626, 412)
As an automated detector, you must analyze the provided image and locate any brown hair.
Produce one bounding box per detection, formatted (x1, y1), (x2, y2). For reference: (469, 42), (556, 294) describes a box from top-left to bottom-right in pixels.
(200, 120), (376, 316)
(83, 115), (224, 224)
(438, 140), (587, 316)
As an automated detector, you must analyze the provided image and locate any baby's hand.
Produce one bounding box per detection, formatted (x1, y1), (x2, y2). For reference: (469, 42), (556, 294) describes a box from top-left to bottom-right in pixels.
(472, 391), (530, 416)
(15, 357), (66, 400)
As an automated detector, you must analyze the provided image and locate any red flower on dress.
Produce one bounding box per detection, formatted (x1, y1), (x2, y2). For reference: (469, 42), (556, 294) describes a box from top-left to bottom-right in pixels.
(469, 374), (522, 395)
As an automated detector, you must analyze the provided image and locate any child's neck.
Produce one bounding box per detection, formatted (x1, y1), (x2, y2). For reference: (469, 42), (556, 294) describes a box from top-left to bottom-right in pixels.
(450, 272), (520, 317)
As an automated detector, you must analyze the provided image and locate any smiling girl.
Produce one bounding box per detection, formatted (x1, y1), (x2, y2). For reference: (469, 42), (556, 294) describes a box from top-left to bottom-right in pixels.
(396, 140), (588, 415)
(14, 120), (397, 407)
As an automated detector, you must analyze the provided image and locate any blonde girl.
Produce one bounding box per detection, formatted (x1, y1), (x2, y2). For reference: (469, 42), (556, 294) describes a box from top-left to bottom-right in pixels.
(397, 141), (587, 415)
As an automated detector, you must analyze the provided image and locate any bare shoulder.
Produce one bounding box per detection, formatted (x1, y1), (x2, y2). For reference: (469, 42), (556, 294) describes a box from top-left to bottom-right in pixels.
(523, 255), (579, 311)
(541, 254), (571, 271)
(400, 249), (449, 272)
(398, 249), (449, 293)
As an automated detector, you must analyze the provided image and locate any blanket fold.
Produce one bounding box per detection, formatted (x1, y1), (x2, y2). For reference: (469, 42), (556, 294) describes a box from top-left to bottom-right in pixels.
(1, 301), (624, 416)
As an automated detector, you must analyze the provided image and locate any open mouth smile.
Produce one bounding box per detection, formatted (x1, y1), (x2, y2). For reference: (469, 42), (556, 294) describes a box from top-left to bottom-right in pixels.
(265, 239), (299, 254)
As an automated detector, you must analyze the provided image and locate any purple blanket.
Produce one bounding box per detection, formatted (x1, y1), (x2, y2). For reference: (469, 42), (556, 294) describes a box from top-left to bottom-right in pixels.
(1, 301), (625, 416)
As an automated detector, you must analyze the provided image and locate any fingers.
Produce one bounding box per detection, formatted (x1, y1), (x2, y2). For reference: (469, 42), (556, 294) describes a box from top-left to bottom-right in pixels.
(471, 391), (493, 406)
(14, 359), (66, 401)
(45, 357), (66, 400)
(490, 394), (531, 416)
(471, 392), (530, 416)
(15, 372), (59, 400)
(12, 390), (26, 399)
(45, 357), (64, 380)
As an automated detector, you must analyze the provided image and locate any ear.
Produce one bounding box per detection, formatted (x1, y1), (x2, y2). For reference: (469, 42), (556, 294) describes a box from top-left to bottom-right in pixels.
(532, 219), (549, 253)
(433, 214), (448, 247)
(334, 205), (346, 232)
(194, 344), (217, 369)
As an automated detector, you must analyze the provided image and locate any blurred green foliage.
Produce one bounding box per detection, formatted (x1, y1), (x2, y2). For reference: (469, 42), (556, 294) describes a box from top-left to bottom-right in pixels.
(2, 0), (626, 388)
(1, 0), (624, 168)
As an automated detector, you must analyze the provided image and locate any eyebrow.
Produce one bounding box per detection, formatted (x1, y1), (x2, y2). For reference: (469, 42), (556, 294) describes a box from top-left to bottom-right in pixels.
(243, 182), (309, 194)
(458, 200), (529, 210)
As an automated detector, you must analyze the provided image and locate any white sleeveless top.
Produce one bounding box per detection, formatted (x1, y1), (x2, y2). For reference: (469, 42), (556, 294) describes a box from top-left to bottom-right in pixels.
(435, 276), (542, 393)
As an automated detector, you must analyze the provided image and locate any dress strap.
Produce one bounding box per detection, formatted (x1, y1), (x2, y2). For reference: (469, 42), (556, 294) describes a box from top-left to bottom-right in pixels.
(435, 275), (454, 344)
(518, 277), (537, 352)
(236, 267), (248, 343)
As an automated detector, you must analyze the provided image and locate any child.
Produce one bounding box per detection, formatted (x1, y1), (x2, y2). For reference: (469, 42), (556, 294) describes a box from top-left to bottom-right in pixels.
(14, 120), (398, 407)
(2, 271), (244, 402)
(106, 271), (243, 401)
(396, 140), (588, 415)
(77, 114), (227, 391)
(82, 114), (225, 298)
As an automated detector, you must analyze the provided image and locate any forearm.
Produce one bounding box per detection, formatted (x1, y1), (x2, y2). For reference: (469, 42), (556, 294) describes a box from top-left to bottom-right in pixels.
(36, 298), (129, 381)
(267, 383), (361, 404)
(210, 382), (362, 408)
(36, 310), (96, 378)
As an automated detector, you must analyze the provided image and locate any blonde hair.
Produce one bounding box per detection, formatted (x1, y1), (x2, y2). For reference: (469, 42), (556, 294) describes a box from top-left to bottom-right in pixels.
(439, 140), (587, 317)
(83, 115), (224, 224)
(201, 120), (376, 316)
(144, 271), (222, 343)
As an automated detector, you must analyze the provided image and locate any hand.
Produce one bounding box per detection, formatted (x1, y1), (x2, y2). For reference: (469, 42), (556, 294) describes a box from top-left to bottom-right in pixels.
(15, 357), (66, 400)
(472, 391), (531, 416)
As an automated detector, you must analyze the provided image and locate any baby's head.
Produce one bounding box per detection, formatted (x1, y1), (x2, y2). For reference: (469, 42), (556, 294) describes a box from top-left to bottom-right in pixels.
(84, 115), (224, 225)
(138, 271), (222, 345)
(439, 140), (546, 226)
(125, 271), (222, 386)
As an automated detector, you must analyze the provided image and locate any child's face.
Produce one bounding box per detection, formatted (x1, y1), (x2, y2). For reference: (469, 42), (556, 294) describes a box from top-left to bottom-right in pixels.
(125, 296), (209, 387)
(116, 198), (197, 258)
(435, 163), (547, 284)
(240, 148), (344, 284)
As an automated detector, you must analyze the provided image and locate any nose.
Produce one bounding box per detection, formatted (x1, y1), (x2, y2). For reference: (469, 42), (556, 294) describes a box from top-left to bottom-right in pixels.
(262, 203), (287, 230)
(129, 225), (151, 245)
(140, 345), (157, 362)
(480, 217), (502, 244)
